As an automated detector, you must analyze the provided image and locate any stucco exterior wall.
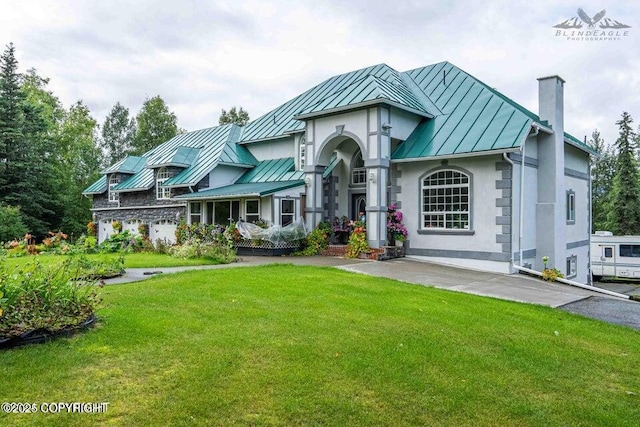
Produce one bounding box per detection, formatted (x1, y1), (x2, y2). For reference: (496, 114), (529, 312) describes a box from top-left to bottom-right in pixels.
(207, 165), (246, 190)
(246, 137), (294, 161)
(398, 155), (507, 266)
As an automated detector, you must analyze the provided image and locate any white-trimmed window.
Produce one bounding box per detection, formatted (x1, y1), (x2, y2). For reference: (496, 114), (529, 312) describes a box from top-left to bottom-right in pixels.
(352, 151), (366, 185)
(245, 199), (260, 223)
(281, 199), (295, 226)
(214, 200), (240, 225)
(566, 254), (577, 278)
(190, 202), (202, 224)
(156, 168), (172, 200)
(421, 169), (470, 230)
(299, 136), (306, 171)
(108, 174), (120, 203)
(566, 190), (575, 224)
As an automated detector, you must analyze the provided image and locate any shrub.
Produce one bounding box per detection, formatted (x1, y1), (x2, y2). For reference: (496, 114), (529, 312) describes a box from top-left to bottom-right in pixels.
(0, 259), (102, 339)
(99, 230), (145, 253)
(0, 205), (28, 242)
(66, 255), (125, 279)
(170, 238), (237, 264)
(294, 227), (329, 256)
(346, 226), (369, 258)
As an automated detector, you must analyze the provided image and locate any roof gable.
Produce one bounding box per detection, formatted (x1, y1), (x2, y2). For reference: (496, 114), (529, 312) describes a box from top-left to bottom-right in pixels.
(241, 64), (408, 143)
(392, 62), (534, 159)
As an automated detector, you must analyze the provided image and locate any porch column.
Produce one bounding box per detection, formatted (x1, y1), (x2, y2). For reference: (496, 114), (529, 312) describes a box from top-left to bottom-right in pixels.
(365, 160), (389, 248)
(304, 165), (325, 229)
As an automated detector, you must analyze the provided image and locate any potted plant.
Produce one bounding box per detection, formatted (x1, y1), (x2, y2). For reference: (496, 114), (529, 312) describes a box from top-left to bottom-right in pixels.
(387, 204), (408, 246)
(541, 256), (564, 282)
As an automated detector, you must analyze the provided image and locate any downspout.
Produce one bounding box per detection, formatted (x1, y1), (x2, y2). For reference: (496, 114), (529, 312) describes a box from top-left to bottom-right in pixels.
(502, 152), (515, 265)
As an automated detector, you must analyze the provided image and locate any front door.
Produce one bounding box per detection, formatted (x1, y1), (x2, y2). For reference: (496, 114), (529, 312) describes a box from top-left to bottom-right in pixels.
(351, 194), (366, 221)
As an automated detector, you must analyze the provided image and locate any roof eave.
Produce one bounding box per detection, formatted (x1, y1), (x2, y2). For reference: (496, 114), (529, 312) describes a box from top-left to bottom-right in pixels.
(147, 162), (189, 169)
(238, 134), (293, 145)
(293, 99), (432, 121)
(112, 185), (153, 193)
(392, 147), (520, 163)
(564, 137), (599, 157)
(217, 162), (256, 168)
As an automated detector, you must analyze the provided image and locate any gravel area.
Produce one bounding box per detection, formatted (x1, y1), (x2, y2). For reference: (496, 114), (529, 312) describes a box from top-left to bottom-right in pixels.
(560, 296), (640, 330)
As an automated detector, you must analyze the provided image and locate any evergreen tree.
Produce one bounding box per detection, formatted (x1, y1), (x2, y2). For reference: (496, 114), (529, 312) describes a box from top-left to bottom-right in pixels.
(607, 112), (640, 235)
(131, 96), (178, 155)
(589, 130), (616, 232)
(0, 44), (58, 236)
(56, 101), (102, 237)
(0, 43), (25, 195)
(219, 106), (249, 126)
(102, 102), (136, 165)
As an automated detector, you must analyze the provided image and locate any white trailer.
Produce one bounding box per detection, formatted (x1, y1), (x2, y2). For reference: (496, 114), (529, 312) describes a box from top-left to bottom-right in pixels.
(591, 232), (640, 281)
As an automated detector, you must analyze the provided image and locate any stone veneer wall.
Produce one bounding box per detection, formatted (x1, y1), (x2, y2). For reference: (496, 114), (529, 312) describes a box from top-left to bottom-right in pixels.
(91, 172), (209, 224)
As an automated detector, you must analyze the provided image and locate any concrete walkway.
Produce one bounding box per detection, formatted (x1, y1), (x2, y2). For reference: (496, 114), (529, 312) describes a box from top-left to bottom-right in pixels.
(105, 255), (598, 307)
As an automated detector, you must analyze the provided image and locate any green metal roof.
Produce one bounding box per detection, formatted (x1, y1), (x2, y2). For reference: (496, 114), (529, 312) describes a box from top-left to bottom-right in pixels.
(102, 156), (147, 174)
(392, 62), (534, 160)
(235, 158), (304, 184)
(82, 175), (107, 195)
(161, 124), (257, 188)
(241, 64), (409, 142)
(147, 146), (201, 168)
(294, 74), (430, 119)
(174, 180), (304, 200)
(323, 153), (340, 178)
(112, 168), (154, 192)
(564, 132), (598, 156)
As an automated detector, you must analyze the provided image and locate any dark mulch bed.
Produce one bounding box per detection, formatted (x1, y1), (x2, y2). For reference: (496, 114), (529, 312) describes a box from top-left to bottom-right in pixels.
(0, 314), (97, 350)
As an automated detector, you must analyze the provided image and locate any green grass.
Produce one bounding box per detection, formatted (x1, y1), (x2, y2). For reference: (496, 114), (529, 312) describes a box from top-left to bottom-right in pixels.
(1, 265), (639, 426)
(1, 252), (218, 269)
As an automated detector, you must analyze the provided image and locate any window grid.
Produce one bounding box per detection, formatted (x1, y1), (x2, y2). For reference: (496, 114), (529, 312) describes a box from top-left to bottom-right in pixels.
(281, 199), (294, 226)
(421, 170), (470, 230)
(299, 140), (305, 171)
(156, 168), (172, 200)
(566, 254), (577, 278)
(190, 202), (202, 224)
(245, 199), (260, 223)
(352, 168), (367, 184)
(108, 174), (120, 203)
(566, 190), (575, 223)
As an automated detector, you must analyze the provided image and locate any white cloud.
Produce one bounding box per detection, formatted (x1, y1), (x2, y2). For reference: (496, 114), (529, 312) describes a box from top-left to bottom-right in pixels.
(1, 0), (638, 146)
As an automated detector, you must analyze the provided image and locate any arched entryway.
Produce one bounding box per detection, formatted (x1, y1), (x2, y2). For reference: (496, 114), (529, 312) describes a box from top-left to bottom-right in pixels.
(305, 130), (389, 248)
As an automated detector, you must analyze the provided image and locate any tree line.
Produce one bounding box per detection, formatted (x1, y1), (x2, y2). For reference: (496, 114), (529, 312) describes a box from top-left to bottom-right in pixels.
(591, 111), (640, 235)
(0, 43), (249, 242)
(0, 43), (181, 240)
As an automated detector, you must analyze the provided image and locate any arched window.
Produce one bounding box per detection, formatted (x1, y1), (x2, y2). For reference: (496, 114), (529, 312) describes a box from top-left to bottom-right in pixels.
(156, 168), (172, 200)
(421, 169), (470, 230)
(108, 174), (120, 203)
(299, 136), (306, 171)
(351, 151), (366, 185)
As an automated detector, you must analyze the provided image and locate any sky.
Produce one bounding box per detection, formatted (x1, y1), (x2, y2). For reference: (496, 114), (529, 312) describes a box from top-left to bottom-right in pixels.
(2, 0), (639, 146)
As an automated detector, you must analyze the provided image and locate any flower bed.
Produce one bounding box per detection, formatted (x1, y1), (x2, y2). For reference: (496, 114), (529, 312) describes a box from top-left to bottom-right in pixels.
(0, 260), (102, 347)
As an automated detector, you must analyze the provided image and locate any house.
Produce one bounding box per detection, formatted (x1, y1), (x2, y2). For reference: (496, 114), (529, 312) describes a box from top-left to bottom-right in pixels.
(84, 61), (596, 283)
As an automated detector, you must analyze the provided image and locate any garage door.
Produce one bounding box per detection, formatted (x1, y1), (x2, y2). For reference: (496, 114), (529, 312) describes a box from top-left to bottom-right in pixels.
(150, 220), (177, 245)
(124, 219), (143, 235)
(99, 219), (115, 244)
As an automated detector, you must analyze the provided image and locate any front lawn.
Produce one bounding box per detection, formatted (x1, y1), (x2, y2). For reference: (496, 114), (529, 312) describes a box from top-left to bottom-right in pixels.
(1, 265), (638, 426)
(1, 252), (220, 270)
